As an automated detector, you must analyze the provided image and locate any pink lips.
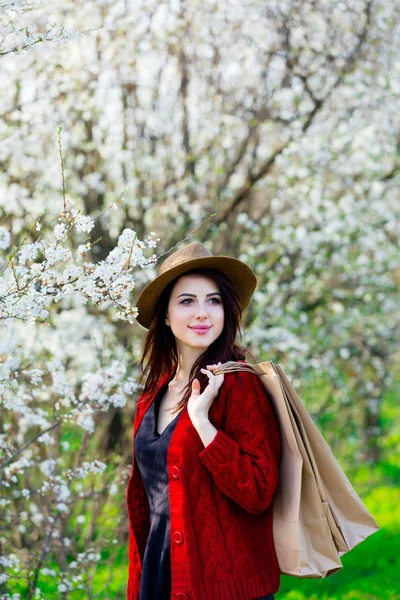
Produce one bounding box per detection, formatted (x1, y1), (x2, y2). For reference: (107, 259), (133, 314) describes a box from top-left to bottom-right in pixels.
(190, 326), (211, 334)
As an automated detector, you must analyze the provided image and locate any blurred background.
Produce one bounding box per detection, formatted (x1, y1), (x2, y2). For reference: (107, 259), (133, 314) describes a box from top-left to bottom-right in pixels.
(0, 0), (399, 598)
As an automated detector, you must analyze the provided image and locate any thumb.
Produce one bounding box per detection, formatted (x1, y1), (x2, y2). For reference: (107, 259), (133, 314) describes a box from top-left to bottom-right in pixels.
(191, 378), (201, 394)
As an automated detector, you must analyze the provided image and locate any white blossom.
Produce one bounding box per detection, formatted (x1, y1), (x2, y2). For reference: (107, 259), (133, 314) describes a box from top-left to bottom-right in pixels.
(75, 215), (95, 233)
(0, 227), (11, 250)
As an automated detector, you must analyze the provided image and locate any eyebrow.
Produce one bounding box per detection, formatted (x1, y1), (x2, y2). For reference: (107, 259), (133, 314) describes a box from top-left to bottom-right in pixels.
(177, 292), (221, 298)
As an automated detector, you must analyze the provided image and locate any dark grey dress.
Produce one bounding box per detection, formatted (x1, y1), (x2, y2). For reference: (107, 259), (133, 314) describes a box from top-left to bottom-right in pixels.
(134, 378), (275, 600)
(134, 378), (182, 599)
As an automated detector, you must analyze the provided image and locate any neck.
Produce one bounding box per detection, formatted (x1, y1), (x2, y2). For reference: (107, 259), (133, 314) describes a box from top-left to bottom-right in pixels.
(169, 350), (204, 391)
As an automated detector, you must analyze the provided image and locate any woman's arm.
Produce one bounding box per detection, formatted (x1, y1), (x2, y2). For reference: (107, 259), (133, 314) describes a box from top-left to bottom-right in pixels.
(191, 416), (218, 447)
(195, 370), (281, 515)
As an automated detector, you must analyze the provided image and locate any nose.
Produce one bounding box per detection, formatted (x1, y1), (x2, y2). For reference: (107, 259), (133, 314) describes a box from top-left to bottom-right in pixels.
(195, 303), (209, 319)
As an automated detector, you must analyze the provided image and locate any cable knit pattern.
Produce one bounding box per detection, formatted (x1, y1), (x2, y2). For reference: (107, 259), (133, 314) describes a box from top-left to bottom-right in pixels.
(126, 360), (281, 600)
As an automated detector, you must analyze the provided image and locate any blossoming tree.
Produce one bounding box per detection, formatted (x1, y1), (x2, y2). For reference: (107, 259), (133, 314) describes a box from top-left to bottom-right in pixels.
(1, 0), (399, 597)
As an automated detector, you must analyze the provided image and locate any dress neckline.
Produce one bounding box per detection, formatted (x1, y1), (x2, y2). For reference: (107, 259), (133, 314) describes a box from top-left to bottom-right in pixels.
(153, 380), (182, 438)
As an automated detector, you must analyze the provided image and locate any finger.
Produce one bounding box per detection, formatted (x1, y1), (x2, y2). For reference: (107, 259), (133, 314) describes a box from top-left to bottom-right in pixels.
(201, 368), (214, 377)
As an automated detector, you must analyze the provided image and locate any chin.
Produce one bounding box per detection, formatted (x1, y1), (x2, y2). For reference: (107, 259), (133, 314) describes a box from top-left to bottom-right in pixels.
(185, 336), (215, 348)
(188, 340), (211, 348)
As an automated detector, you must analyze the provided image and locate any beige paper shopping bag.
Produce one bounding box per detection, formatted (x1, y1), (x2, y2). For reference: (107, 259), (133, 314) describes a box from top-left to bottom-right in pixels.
(274, 363), (380, 552)
(216, 360), (380, 578)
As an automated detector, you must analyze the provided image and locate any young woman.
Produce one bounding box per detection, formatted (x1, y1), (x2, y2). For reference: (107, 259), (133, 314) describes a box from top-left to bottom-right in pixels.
(126, 242), (281, 600)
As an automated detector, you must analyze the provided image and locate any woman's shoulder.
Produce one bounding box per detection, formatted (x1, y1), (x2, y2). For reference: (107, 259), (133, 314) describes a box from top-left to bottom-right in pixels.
(222, 360), (265, 392)
(224, 359), (258, 376)
(223, 361), (278, 424)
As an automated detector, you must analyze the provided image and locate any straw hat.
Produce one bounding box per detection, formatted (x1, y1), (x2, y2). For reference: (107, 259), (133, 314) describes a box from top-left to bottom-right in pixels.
(135, 242), (257, 329)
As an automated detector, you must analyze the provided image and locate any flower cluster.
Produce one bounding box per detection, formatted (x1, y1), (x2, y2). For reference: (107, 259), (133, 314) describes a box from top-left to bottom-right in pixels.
(0, 198), (160, 595)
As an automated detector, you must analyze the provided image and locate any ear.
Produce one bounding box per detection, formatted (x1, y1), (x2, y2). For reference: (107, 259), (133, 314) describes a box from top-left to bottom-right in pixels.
(165, 313), (170, 326)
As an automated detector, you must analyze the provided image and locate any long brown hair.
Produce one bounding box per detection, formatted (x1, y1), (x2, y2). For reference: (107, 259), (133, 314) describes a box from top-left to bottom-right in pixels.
(136, 267), (257, 416)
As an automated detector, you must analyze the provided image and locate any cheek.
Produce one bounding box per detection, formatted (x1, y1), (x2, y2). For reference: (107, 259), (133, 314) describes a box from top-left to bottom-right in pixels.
(215, 307), (225, 326)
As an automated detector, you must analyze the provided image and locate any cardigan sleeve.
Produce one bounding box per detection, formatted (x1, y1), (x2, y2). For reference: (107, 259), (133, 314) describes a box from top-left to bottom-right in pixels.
(198, 369), (281, 515)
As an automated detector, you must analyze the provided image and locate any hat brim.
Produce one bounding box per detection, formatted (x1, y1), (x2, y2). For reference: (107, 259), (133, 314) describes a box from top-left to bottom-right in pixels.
(135, 255), (257, 329)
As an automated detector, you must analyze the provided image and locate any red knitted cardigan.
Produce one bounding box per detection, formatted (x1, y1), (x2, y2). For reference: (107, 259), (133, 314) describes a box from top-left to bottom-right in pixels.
(126, 360), (282, 600)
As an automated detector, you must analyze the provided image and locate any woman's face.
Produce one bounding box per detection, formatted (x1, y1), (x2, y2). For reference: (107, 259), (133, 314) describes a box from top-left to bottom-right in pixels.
(165, 274), (225, 350)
